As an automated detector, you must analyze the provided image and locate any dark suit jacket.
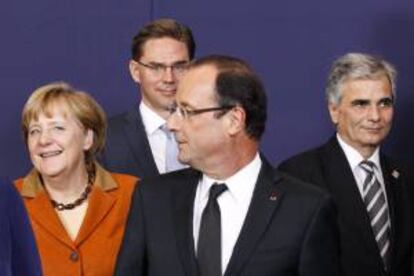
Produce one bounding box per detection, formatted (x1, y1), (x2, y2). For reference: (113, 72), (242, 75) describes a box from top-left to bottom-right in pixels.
(115, 158), (340, 276)
(0, 179), (42, 276)
(100, 106), (159, 178)
(278, 136), (412, 276)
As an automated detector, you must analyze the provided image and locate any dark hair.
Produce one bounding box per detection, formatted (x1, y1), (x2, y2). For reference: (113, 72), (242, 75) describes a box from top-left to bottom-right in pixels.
(190, 55), (267, 140)
(131, 18), (195, 60)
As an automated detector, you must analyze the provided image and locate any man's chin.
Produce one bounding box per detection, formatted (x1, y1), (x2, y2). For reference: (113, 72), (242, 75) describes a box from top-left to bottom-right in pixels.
(366, 132), (387, 142)
(158, 89), (177, 97)
(362, 138), (384, 149)
(178, 156), (189, 165)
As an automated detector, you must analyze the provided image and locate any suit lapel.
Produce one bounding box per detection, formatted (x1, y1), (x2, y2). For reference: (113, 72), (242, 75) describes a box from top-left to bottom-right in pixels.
(125, 107), (159, 178)
(23, 166), (118, 249)
(21, 171), (74, 248)
(225, 160), (283, 275)
(75, 165), (118, 245)
(75, 185), (116, 245)
(172, 170), (200, 276)
(26, 190), (74, 248)
(380, 155), (404, 271)
(322, 138), (383, 263)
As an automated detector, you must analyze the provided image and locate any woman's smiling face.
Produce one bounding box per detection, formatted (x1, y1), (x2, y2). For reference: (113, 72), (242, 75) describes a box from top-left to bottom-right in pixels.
(27, 106), (93, 180)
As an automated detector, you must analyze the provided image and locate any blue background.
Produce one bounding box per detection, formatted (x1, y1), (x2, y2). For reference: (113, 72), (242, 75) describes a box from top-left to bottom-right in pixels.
(1, 0), (413, 179)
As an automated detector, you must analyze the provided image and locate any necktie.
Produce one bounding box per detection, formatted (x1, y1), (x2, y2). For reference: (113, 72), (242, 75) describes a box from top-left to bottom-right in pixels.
(360, 161), (391, 269)
(197, 183), (228, 276)
(161, 124), (186, 172)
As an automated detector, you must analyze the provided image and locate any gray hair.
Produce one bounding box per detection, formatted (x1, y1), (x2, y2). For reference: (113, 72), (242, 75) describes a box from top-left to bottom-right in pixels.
(326, 53), (397, 104)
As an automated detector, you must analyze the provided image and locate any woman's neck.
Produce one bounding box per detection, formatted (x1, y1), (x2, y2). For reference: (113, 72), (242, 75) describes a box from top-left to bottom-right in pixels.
(42, 169), (90, 203)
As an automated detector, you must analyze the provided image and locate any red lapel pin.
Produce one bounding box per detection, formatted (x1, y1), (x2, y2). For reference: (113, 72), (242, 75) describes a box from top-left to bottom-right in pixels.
(269, 191), (278, 201)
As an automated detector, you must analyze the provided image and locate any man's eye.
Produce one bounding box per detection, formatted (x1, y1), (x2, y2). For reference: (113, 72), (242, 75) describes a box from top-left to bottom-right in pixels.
(379, 98), (393, 107)
(352, 100), (369, 107)
(174, 64), (187, 71)
(152, 64), (164, 71)
(178, 107), (192, 117)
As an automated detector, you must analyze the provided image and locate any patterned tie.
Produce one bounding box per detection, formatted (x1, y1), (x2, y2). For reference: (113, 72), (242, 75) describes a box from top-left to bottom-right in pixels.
(197, 183), (228, 276)
(161, 124), (186, 172)
(360, 160), (391, 269)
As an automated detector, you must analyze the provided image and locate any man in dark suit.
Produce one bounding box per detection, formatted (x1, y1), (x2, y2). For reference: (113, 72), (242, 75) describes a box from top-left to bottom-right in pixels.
(115, 55), (340, 275)
(101, 18), (196, 178)
(279, 53), (412, 276)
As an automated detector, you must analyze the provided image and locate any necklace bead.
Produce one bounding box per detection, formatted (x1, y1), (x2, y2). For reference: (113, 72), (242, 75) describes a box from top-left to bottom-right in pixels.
(51, 180), (93, 211)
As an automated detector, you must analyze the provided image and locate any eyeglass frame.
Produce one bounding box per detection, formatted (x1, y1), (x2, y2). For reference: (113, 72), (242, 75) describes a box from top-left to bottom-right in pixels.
(136, 60), (189, 76)
(168, 104), (235, 119)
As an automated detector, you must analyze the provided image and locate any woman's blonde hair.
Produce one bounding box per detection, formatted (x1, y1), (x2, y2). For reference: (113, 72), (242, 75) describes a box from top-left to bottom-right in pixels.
(22, 82), (106, 174)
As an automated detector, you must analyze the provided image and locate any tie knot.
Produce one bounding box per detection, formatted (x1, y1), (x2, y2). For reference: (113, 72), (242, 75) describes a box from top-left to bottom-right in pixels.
(161, 124), (174, 140)
(160, 123), (170, 133)
(360, 160), (375, 174)
(209, 183), (228, 200)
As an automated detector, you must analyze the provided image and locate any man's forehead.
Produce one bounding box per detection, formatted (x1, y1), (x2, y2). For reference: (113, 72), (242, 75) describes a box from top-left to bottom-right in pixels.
(141, 37), (189, 61)
(341, 77), (392, 98)
(177, 65), (218, 105)
(188, 64), (217, 80)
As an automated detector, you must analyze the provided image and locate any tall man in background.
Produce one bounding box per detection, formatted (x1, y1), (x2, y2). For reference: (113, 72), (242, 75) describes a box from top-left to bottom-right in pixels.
(115, 55), (340, 276)
(101, 18), (195, 178)
(279, 53), (412, 276)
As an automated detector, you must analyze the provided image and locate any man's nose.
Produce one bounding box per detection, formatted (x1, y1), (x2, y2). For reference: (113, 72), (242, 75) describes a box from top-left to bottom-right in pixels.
(162, 67), (175, 83)
(368, 105), (380, 121)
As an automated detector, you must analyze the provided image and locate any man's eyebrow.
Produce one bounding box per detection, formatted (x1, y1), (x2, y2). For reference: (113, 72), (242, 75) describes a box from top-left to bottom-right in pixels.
(173, 60), (190, 65)
(178, 102), (190, 107)
(379, 96), (393, 101)
(177, 101), (196, 109)
(350, 99), (370, 105)
(378, 97), (394, 104)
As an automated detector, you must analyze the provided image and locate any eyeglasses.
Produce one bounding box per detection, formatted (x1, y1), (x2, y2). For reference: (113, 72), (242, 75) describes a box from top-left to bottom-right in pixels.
(168, 104), (235, 119)
(136, 60), (189, 77)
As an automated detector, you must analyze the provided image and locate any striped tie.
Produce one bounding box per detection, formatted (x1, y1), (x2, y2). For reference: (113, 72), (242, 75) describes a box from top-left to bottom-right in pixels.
(360, 161), (391, 269)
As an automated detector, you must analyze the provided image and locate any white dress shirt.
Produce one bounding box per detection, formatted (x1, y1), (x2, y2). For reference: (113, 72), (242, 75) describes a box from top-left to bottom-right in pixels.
(139, 102), (168, 173)
(336, 134), (390, 210)
(193, 153), (262, 274)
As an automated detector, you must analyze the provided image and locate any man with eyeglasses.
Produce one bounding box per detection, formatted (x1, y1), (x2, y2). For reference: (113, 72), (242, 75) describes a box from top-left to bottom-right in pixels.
(115, 55), (340, 276)
(101, 18), (195, 178)
(279, 53), (413, 275)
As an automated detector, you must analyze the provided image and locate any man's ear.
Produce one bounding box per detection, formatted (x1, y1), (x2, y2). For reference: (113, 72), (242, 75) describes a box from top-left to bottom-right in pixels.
(129, 59), (141, 84)
(328, 102), (339, 124)
(227, 106), (246, 136)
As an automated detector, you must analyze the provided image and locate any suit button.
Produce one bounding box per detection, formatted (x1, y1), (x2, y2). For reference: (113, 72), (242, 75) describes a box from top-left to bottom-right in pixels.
(70, 251), (79, 262)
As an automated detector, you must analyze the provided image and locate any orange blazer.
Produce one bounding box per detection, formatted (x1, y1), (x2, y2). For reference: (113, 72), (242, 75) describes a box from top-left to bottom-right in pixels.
(15, 163), (137, 276)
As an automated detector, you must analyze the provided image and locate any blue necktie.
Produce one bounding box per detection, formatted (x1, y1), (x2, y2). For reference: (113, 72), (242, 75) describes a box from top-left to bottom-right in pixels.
(161, 124), (186, 172)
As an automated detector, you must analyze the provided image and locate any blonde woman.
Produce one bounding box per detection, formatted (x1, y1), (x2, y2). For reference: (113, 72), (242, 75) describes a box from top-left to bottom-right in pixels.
(15, 82), (137, 276)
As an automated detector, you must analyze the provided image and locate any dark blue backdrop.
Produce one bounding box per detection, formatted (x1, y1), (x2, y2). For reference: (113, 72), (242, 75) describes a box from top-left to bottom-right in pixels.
(1, 0), (413, 179)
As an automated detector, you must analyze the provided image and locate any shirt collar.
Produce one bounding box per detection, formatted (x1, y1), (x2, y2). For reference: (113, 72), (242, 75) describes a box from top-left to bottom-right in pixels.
(139, 101), (166, 135)
(336, 133), (381, 171)
(20, 162), (118, 198)
(200, 153), (262, 203)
